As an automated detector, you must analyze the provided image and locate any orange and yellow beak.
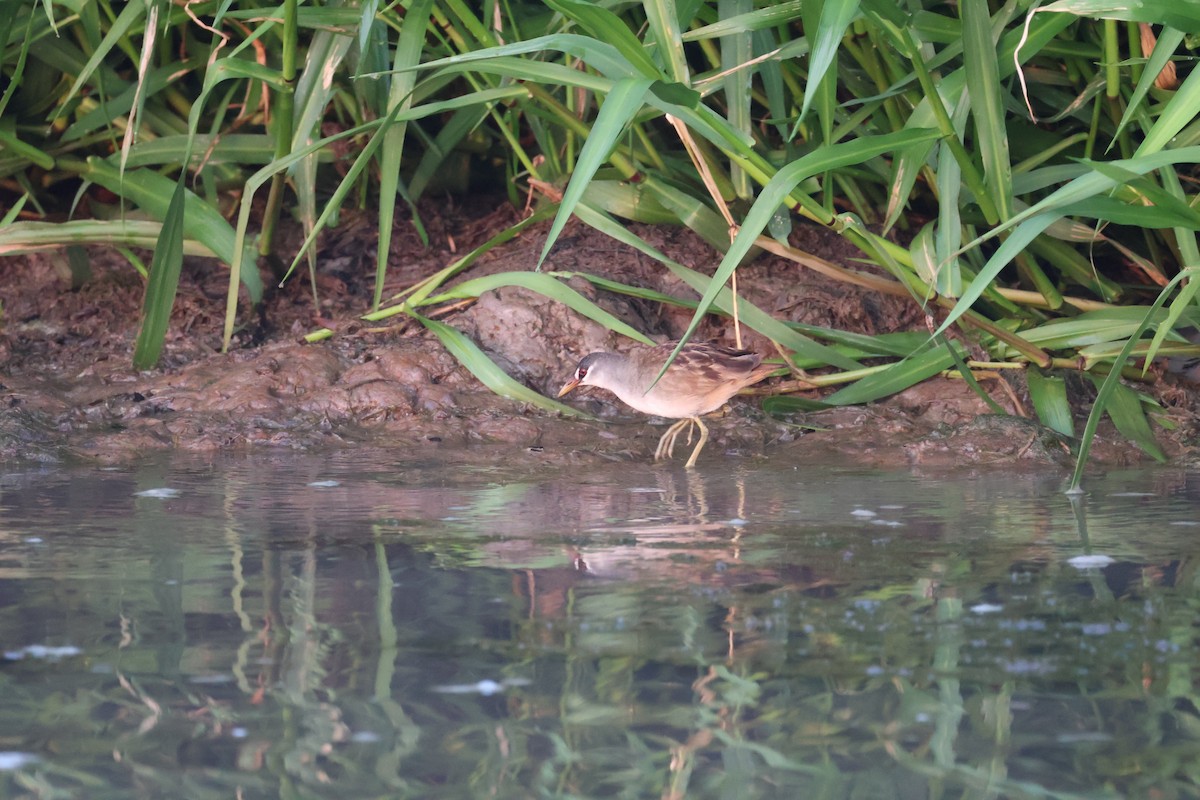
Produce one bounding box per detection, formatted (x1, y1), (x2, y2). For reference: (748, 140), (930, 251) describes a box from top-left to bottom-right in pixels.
(557, 378), (580, 397)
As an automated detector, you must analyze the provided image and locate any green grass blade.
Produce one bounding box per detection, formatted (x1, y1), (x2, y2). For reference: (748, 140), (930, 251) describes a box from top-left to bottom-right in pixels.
(1069, 276), (1185, 489)
(940, 147), (1200, 338)
(1075, 340), (1200, 364)
(82, 157), (261, 299)
(573, 200), (863, 370)
(1018, 314), (1187, 351)
(544, 0), (661, 77)
(1112, 26), (1184, 145)
(673, 127), (941, 364)
(549, 270), (696, 309)
(1027, 368), (1075, 437)
(909, 221), (938, 287)
(787, 324), (931, 357)
(1040, 0), (1200, 31)
(961, 0), (1012, 220)
(640, 175), (736, 252)
(401, 34), (634, 81)
(1134, 53), (1200, 157)
(753, 28), (788, 142)
(825, 342), (961, 406)
(422, 272), (656, 345)
(121, 134), (282, 168)
(683, 1), (804, 39)
(536, 77), (654, 268)
(132, 179), (185, 370)
(1143, 268), (1200, 369)
(0, 194), (26, 226)
(0, 219), (220, 258)
(376, 0), (437, 311)
(1084, 372), (1165, 461)
(720, 0), (753, 198)
(53, 0), (144, 124)
(1060, 196), (1200, 229)
(1089, 161), (1200, 227)
(643, 0), (689, 82)
(934, 98), (969, 296)
(801, 0), (840, 147)
(416, 315), (592, 418)
(292, 25), (355, 250)
(799, 0), (860, 125)
(422, 54), (613, 93)
(581, 179), (679, 224)
(763, 395), (836, 413)
(1157, 164), (1200, 266)
(0, 128), (53, 170)
(883, 136), (938, 235)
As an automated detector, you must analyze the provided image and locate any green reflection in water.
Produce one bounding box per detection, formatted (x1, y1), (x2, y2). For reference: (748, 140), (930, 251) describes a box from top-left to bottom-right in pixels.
(0, 452), (1197, 798)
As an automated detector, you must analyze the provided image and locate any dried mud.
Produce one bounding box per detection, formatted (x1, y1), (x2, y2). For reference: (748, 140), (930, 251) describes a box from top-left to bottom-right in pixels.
(2, 200), (1197, 469)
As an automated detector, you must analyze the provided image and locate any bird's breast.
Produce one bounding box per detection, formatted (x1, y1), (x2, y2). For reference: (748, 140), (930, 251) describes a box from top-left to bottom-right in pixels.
(610, 383), (715, 419)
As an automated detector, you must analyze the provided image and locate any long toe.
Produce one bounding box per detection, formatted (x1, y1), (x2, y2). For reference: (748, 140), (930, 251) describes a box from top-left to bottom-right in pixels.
(655, 429), (672, 460)
(656, 419), (690, 461)
(684, 418), (708, 469)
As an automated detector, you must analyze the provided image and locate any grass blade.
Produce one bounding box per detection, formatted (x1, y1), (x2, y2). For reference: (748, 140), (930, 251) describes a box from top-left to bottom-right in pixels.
(536, 77), (654, 267)
(799, 0), (860, 125)
(573, 200), (863, 370)
(825, 342), (961, 406)
(82, 157), (261, 297)
(1070, 276), (1184, 489)
(1084, 372), (1165, 461)
(720, 0), (754, 198)
(673, 128), (941, 366)
(53, 0), (144, 125)
(422, 272), (656, 345)
(545, 0), (661, 77)
(376, 0), (437, 311)
(0, 219), (219, 257)
(1027, 368), (1075, 437)
(643, 0), (690, 82)
(961, 0), (1012, 220)
(416, 315), (591, 418)
(1040, 0), (1200, 31)
(1112, 26), (1184, 145)
(132, 180), (185, 370)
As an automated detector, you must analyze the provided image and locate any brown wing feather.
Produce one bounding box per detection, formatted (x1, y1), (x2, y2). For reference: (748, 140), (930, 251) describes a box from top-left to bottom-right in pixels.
(673, 343), (767, 384)
(643, 342), (775, 415)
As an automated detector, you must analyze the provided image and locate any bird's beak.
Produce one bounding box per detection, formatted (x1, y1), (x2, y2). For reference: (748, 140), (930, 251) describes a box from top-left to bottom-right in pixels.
(557, 378), (580, 397)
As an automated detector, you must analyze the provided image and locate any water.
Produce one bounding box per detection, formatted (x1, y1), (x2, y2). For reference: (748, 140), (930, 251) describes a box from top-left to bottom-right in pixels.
(1, 451), (1198, 799)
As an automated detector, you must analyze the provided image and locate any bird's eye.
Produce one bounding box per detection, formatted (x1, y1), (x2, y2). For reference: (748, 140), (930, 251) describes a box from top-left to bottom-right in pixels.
(577, 366), (589, 379)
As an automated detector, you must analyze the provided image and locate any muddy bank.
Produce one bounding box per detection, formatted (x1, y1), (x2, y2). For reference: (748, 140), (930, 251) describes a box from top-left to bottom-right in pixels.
(2, 202), (1197, 468)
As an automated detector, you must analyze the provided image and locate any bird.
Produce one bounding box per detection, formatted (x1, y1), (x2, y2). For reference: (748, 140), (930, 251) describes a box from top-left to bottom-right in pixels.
(557, 341), (778, 468)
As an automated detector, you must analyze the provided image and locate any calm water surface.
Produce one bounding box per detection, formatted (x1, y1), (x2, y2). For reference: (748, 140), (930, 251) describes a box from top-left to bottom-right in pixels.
(1, 450), (1198, 799)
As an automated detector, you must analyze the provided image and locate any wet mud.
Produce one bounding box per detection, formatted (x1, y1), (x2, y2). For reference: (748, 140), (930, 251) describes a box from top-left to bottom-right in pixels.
(2, 200), (1197, 468)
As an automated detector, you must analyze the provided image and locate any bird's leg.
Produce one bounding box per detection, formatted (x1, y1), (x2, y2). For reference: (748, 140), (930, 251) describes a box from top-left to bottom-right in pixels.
(684, 417), (708, 469)
(655, 418), (693, 460)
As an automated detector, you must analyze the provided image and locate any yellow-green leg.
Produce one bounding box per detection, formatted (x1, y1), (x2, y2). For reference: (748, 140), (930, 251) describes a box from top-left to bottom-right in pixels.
(655, 418), (693, 461)
(654, 417), (707, 467)
(683, 417), (708, 468)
